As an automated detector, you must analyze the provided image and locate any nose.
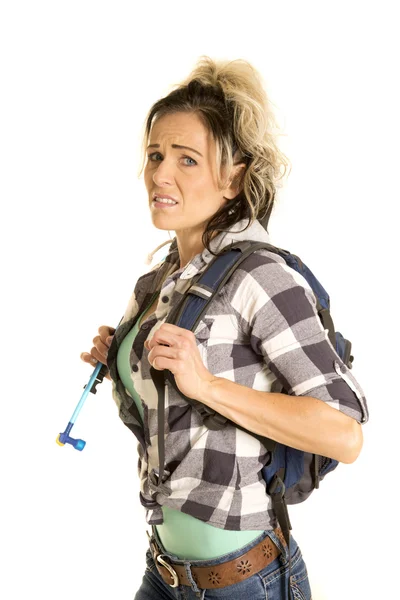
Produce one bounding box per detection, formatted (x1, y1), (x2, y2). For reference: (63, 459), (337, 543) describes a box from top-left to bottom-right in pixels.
(152, 157), (175, 187)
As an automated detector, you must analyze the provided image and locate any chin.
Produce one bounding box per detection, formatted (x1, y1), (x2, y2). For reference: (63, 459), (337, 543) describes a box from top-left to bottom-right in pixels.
(150, 216), (176, 231)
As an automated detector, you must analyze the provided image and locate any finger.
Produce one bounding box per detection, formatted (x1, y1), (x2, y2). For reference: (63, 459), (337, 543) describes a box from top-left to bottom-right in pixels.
(152, 355), (182, 371)
(88, 346), (108, 365)
(145, 338), (166, 350)
(151, 331), (184, 348)
(80, 352), (112, 380)
(80, 351), (99, 365)
(149, 345), (180, 365)
(93, 335), (110, 358)
(159, 323), (194, 340)
(99, 325), (115, 345)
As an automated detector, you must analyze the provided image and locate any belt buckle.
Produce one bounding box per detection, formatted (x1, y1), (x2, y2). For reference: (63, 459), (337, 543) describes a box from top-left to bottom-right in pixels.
(146, 530), (179, 588)
(156, 555), (179, 588)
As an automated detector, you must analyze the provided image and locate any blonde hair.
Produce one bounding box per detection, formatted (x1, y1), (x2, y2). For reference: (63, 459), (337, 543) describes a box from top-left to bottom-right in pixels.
(138, 56), (291, 256)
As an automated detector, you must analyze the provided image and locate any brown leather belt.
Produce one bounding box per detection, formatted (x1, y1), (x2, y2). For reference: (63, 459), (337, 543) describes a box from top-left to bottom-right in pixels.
(147, 527), (285, 590)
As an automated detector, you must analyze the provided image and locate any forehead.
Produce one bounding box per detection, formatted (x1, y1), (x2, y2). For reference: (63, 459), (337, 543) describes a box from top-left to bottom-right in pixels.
(150, 112), (212, 149)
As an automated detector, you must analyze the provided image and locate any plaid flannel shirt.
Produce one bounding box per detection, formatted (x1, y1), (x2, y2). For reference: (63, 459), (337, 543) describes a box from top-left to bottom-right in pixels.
(106, 218), (369, 530)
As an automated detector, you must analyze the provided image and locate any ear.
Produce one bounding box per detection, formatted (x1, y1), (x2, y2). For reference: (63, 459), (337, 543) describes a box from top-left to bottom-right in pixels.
(223, 162), (247, 200)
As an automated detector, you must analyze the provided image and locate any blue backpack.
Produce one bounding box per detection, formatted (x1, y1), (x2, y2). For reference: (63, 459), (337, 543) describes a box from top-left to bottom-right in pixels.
(149, 239), (354, 548)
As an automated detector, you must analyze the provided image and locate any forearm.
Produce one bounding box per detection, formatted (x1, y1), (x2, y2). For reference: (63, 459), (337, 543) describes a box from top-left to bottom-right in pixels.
(201, 377), (363, 464)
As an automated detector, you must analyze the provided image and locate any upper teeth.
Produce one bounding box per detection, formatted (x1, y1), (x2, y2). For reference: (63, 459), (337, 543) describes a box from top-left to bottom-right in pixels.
(154, 197), (177, 205)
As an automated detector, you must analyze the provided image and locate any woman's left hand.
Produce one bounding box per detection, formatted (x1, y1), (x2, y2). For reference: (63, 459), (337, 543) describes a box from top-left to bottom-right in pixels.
(144, 323), (218, 400)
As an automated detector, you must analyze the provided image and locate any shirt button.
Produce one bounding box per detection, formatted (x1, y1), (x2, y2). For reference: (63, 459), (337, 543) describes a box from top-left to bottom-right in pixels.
(161, 296), (169, 303)
(141, 323), (150, 330)
(132, 365), (139, 372)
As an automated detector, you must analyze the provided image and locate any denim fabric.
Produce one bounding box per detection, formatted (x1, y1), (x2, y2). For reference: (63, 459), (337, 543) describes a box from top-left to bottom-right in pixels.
(134, 528), (312, 600)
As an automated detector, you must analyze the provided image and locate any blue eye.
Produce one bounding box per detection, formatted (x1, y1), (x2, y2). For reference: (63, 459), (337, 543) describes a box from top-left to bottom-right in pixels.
(183, 156), (197, 166)
(147, 153), (197, 166)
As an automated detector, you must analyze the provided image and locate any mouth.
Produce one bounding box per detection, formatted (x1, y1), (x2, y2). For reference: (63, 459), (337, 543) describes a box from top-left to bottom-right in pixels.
(152, 201), (178, 209)
(152, 194), (179, 208)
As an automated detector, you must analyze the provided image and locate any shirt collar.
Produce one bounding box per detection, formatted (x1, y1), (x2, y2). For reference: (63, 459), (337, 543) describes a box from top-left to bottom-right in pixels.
(165, 218), (271, 280)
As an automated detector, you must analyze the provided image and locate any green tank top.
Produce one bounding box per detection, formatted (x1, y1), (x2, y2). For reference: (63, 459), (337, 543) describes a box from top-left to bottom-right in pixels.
(116, 296), (263, 559)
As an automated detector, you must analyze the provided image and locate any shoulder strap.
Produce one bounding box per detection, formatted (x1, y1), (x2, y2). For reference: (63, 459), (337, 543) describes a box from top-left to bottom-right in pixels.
(165, 240), (281, 330)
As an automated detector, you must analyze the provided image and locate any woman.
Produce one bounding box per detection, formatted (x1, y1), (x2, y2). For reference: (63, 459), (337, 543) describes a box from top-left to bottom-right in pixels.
(81, 57), (368, 600)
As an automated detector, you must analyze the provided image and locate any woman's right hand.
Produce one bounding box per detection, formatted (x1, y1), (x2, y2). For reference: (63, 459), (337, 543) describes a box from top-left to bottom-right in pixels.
(80, 325), (116, 381)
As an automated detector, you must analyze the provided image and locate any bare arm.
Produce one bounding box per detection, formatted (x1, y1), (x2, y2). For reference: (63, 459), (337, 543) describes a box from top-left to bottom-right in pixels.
(201, 376), (363, 464)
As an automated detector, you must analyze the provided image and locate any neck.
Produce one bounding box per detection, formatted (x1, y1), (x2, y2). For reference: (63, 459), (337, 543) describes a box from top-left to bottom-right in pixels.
(175, 228), (206, 269)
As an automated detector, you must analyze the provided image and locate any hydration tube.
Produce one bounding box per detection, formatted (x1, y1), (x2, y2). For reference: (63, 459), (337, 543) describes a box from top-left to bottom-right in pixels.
(56, 357), (112, 450)
(56, 241), (172, 451)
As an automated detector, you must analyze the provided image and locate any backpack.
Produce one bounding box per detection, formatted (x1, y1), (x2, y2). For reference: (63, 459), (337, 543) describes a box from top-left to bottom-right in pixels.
(149, 239), (354, 549)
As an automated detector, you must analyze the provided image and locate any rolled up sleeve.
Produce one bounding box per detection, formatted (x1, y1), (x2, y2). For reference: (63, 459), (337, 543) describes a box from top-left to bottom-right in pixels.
(230, 250), (369, 424)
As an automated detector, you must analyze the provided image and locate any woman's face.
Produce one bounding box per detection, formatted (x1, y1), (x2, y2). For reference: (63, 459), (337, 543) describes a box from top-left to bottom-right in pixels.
(144, 112), (243, 235)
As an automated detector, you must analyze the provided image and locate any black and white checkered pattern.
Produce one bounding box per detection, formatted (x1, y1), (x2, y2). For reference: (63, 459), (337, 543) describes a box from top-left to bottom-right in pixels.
(106, 218), (368, 530)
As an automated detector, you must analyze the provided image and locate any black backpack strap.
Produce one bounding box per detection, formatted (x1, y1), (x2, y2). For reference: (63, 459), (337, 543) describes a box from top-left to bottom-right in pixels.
(149, 366), (168, 490)
(267, 469), (292, 548)
(314, 454), (321, 489)
(267, 469), (294, 600)
(315, 297), (336, 348)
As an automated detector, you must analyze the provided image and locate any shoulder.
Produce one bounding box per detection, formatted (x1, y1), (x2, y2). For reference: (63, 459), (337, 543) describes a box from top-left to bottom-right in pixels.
(222, 248), (315, 305)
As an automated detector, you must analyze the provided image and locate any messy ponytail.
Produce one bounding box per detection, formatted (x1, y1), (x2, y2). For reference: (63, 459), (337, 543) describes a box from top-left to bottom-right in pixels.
(138, 56), (291, 256)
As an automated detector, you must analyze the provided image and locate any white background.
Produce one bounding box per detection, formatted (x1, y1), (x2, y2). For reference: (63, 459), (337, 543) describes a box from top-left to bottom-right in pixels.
(1, 2), (398, 599)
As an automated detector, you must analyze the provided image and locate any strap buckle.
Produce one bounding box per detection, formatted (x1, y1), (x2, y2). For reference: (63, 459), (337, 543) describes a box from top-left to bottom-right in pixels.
(156, 555), (179, 588)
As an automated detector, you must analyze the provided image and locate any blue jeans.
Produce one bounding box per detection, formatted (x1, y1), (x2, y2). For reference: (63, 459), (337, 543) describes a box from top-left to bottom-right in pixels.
(134, 528), (312, 599)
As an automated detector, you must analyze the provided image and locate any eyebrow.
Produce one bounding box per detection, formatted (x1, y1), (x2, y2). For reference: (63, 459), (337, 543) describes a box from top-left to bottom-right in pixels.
(147, 144), (203, 158)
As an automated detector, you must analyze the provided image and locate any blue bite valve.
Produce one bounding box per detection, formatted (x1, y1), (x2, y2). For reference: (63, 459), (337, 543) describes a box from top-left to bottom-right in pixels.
(56, 361), (110, 451)
(56, 423), (86, 450)
(72, 438), (86, 451)
(56, 424), (86, 450)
